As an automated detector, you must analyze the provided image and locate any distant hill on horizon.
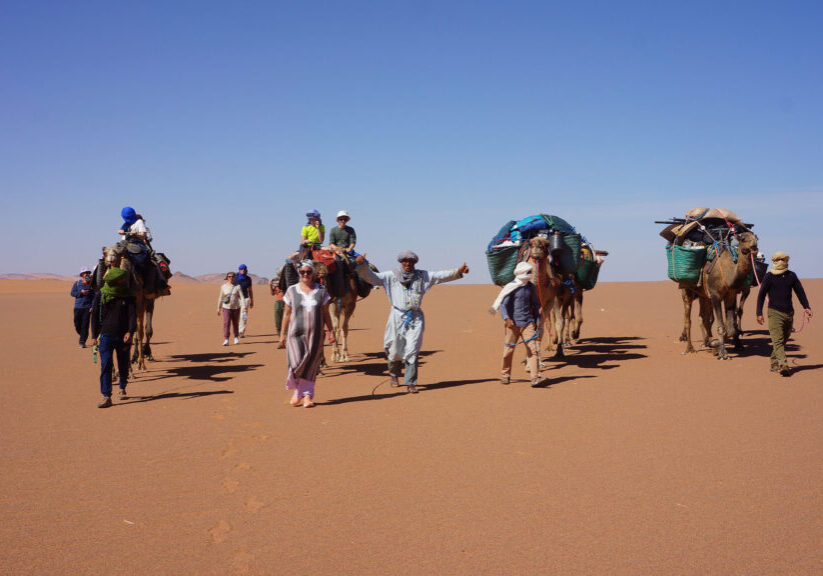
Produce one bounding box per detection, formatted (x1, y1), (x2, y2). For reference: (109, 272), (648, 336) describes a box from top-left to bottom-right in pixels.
(0, 272), (270, 285)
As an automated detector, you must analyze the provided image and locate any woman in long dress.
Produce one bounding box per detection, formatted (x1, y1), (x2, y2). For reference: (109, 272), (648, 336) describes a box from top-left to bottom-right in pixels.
(277, 261), (334, 408)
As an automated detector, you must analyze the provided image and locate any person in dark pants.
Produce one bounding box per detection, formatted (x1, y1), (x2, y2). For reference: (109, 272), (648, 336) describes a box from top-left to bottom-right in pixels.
(755, 251), (813, 376)
(91, 268), (136, 408)
(70, 267), (94, 348)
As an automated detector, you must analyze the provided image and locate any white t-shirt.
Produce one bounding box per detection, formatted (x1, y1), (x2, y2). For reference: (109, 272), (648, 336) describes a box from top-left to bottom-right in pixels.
(125, 218), (152, 242)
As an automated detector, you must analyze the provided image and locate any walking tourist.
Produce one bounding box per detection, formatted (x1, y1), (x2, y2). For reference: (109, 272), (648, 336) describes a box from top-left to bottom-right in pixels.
(71, 267), (94, 348)
(217, 271), (243, 346)
(277, 261), (333, 408)
(235, 264), (254, 337)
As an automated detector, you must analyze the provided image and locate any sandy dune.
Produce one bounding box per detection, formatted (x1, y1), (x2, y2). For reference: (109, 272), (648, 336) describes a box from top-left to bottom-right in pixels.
(1, 279), (821, 575)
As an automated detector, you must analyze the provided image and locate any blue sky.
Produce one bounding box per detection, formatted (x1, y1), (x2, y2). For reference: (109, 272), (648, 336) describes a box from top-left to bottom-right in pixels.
(2, 1), (821, 281)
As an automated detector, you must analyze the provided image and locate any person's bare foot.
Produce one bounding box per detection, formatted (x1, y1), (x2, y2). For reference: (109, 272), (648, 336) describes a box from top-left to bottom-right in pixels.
(289, 392), (301, 406)
(302, 396), (315, 408)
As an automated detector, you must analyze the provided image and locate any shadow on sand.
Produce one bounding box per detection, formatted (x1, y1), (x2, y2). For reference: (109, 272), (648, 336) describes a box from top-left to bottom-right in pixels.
(547, 336), (648, 370)
(320, 376), (495, 405)
(118, 389), (234, 405)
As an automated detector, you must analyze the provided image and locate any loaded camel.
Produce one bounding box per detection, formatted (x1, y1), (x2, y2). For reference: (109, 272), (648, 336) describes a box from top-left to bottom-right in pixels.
(525, 236), (574, 358)
(680, 231), (758, 359)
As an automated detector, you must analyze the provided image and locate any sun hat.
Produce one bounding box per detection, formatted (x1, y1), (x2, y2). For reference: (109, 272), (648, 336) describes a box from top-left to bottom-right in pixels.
(336, 210), (350, 220)
(79, 267), (91, 276)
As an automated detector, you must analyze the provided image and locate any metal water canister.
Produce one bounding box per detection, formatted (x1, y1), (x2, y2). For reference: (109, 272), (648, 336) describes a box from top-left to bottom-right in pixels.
(549, 231), (565, 253)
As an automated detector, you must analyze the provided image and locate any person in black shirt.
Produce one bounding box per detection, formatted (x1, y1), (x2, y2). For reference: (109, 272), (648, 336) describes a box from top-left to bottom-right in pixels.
(755, 251), (813, 376)
(234, 264), (254, 337)
(91, 268), (137, 407)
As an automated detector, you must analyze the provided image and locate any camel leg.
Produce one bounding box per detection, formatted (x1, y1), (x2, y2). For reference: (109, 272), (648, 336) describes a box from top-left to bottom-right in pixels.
(143, 298), (155, 360)
(340, 299), (355, 362)
(569, 289), (583, 345)
(551, 297), (565, 359)
(329, 299), (342, 362)
(724, 293), (740, 353)
(698, 296), (713, 348)
(134, 297), (146, 371)
(711, 296), (729, 360)
(734, 286), (750, 346)
(681, 288), (696, 354)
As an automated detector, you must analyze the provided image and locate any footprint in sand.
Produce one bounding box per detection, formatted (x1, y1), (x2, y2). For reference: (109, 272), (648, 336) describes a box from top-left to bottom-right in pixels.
(233, 462), (252, 472)
(221, 443), (237, 459)
(244, 498), (266, 513)
(233, 547), (255, 574)
(209, 520), (231, 543)
(222, 477), (240, 494)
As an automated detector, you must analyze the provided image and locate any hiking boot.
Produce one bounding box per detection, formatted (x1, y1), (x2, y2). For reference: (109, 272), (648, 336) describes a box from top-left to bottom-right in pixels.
(500, 377), (510, 385)
(779, 365), (791, 377)
(98, 396), (112, 408)
(118, 389), (128, 401)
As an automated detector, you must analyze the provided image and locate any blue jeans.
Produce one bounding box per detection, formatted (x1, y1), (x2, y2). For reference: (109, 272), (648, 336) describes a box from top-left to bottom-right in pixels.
(99, 333), (130, 397)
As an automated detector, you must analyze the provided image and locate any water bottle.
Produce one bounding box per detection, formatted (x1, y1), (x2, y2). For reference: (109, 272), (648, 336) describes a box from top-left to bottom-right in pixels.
(92, 345), (98, 364)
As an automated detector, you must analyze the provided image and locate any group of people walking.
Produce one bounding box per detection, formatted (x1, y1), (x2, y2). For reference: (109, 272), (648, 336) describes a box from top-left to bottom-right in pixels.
(73, 208), (813, 410)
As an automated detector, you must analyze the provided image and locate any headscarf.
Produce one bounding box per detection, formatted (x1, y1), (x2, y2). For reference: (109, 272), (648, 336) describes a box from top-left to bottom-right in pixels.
(770, 251), (789, 275)
(121, 206), (138, 226)
(298, 260), (315, 272)
(394, 250), (420, 287)
(236, 264), (248, 283)
(490, 262), (534, 314)
(100, 267), (134, 304)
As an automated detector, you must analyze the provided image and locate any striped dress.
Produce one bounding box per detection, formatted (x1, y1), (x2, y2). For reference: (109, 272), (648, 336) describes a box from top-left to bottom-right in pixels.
(283, 283), (330, 391)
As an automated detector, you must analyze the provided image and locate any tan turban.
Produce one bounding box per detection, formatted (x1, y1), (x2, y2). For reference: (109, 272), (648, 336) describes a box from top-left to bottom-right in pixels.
(770, 251), (789, 275)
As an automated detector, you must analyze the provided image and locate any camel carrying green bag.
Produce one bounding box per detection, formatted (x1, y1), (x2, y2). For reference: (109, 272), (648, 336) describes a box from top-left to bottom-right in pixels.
(666, 244), (706, 284)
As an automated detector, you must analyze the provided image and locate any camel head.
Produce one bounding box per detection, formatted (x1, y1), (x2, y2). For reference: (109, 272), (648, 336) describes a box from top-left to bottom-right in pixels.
(102, 243), (130, 272)
(737, 231), (758, 256)
(529, 236), (549, 260)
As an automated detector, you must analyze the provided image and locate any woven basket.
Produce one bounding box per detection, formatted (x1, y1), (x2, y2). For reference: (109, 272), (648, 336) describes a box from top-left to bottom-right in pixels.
(576, 254), (600, 290)
(486, 245), (520, 286)
(666, 244), (706, 284)
(554, 233), (581, 274)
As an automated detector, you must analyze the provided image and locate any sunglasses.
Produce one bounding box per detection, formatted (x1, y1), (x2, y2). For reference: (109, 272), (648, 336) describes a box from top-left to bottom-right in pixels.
(299, 269), (314, 276)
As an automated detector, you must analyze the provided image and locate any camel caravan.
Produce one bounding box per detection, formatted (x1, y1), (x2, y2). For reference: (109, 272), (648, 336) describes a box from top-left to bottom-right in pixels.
(486, 213), (608, 359)
(658, 207), (767, 360)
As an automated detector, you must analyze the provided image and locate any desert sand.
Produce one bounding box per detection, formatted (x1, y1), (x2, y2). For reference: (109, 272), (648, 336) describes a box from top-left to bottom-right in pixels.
(1, 278), (821, 575)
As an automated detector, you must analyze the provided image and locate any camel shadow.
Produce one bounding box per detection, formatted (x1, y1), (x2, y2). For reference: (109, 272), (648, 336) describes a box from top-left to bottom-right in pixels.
(140, 363), (265, 383)
(118, 390), (234, 405)
(548, 336), (648, 370)
(734, 336), (802, 358)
